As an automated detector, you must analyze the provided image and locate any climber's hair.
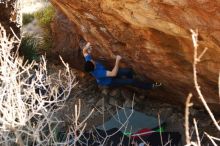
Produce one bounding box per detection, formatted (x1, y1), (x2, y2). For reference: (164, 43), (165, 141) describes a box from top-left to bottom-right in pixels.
(84, 61), (95, 72)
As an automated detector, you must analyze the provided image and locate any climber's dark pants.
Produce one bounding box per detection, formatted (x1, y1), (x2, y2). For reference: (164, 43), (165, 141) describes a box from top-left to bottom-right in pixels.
(116, 68), (133, 79)
(108, 68), (153, 90)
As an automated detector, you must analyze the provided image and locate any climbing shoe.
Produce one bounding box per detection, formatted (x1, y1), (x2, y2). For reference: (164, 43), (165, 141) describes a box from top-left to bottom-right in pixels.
(152, 82), (162, 88)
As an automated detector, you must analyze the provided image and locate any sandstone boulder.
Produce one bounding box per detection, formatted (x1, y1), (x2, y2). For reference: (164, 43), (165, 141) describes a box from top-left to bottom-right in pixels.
(51, 0), (220, 108)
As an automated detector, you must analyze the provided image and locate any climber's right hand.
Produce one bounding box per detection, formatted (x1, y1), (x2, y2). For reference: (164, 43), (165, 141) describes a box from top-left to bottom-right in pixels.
(83, 42), (91, 57)
(116, 55), (122, 61)
(85, 42), (91, 49)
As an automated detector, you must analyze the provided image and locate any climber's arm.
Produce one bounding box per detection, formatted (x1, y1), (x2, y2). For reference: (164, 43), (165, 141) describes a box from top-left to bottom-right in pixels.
(106, 55), (122, 77)
(83, 42), (91, 57)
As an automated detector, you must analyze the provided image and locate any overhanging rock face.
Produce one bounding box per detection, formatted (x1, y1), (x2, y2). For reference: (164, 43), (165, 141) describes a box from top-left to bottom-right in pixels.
(51, 0), (220, 106)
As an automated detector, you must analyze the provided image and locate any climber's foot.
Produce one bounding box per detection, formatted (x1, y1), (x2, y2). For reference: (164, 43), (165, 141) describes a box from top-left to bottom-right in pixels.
(152, 82), (162, 89)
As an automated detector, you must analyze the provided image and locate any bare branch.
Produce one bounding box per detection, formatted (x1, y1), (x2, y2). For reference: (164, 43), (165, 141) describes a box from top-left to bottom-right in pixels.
(158, 114), (163, 146)
(185, 93), (193, 145)
(205, 132), (218, 146)
(219, 72), (220, 103)
(197, 47), (208, 62)
(191, 29), (220, 131)
(193, 119), (201, 146)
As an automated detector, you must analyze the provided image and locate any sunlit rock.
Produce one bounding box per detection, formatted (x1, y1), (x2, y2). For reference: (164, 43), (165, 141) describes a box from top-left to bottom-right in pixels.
(51, 0), (220, 107)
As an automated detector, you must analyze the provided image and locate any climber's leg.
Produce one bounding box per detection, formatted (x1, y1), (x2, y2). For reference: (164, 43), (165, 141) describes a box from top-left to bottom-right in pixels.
(108, 78), (154, 90)
(108, 78), (133, 87)
(116, 68), (133, 79)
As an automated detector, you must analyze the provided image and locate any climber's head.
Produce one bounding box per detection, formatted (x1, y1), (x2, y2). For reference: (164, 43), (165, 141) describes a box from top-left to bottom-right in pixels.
(84, 61), (95, 72)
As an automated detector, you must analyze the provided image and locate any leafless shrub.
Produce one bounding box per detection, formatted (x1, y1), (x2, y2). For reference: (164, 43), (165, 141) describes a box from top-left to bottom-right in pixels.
(0, 23), (76, 145)
(0, 21), (136, 146)
(0, 17), (141, 146)
(184, 29), (220, 146)
(65, 96), (175, 146)
(62, 101), (135, 146)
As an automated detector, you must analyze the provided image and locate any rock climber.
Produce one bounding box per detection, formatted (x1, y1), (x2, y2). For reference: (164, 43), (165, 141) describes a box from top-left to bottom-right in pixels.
(83, 42), (161, 89)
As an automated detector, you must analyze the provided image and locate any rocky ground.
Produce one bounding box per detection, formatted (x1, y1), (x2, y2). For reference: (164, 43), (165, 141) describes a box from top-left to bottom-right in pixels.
(49, 64), (220, 145)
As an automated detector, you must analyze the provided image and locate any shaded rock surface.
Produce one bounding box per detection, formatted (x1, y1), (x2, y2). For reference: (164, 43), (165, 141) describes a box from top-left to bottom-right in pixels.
(0, 0), (20, 38)
(50, 0), (220, 108)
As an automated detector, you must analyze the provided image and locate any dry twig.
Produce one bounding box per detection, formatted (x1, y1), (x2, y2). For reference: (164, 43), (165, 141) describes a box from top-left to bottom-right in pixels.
(185, 93), (193, 145)
(190, 29), (220, 131)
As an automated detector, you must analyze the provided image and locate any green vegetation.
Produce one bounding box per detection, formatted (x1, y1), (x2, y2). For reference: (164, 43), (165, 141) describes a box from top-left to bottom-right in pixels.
(20, 5), (55, 60)
(20, 35), (39, 62)
(39, 29), (53, 52)
(34, 5), (55, 51)
(22, 13), (35, 25)
(34, 5), (55, 27)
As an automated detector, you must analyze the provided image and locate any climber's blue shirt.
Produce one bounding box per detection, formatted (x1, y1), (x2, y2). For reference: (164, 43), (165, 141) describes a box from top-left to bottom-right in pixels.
(85, 54), (112, 86)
